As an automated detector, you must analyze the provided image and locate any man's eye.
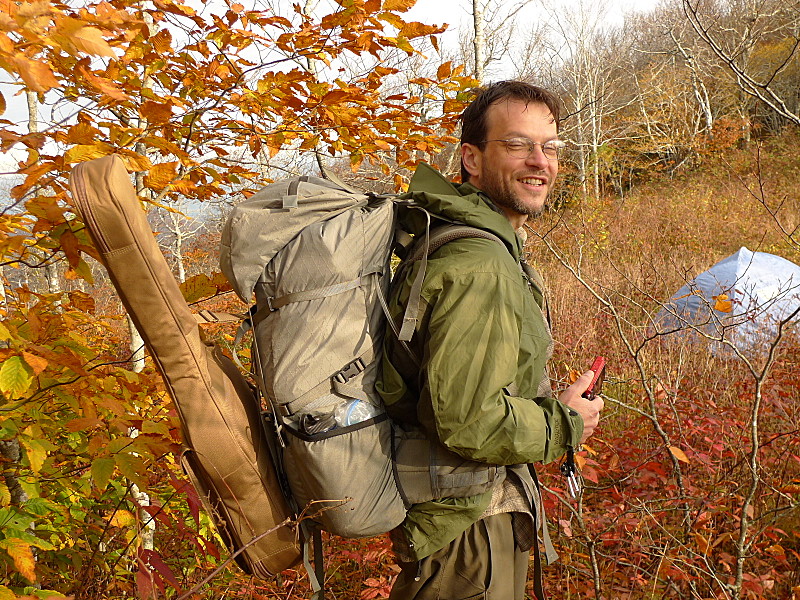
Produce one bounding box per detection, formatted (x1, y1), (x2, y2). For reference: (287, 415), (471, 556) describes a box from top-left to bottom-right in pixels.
(506, 141), (528, 151)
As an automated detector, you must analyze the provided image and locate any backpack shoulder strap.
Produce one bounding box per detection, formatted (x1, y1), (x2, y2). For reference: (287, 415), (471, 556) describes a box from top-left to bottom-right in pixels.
(395, 223), (506, 343)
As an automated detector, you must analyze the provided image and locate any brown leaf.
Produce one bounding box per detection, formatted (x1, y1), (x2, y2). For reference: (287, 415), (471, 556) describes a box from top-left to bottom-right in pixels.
(116, 149), (152, 172)
(180, 273), (217, 303)
(59, 228), (81, 268)
(140, 100), (173, 125)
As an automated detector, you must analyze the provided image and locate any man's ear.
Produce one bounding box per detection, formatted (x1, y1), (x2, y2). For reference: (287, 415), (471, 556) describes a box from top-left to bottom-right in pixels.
(461, 143), (482, 180)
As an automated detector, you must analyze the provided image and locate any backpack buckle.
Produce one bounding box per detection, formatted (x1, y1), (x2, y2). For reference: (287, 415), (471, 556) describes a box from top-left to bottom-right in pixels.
(267, 296), (277, 312)
(333, 357), (365, 384)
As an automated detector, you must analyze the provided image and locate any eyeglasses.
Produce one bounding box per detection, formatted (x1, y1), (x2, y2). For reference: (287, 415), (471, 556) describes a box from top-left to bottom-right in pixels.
(481, 138), (566, 161)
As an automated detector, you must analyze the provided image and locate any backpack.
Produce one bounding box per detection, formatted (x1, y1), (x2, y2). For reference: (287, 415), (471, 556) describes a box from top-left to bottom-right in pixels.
(69, 155), (301, 578)
(219, 171), (508, 542)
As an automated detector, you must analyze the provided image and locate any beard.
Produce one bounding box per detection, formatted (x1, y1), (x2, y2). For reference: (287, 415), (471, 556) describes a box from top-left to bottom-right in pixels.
(479, 169), (546, 219)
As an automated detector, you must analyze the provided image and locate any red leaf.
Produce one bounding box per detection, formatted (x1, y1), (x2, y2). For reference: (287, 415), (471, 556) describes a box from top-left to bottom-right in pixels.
(141, 549), (182, 592)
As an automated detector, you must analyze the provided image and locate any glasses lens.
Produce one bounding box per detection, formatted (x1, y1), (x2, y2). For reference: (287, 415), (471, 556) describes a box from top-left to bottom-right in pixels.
(504, 140), (530, 158)
(542, 142), (560, 160)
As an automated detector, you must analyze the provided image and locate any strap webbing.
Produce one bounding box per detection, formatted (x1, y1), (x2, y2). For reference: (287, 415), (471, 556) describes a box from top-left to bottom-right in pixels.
(193, 310), (244, 324)
(302, 522), (325, 600)
(397, 222), (506, 342)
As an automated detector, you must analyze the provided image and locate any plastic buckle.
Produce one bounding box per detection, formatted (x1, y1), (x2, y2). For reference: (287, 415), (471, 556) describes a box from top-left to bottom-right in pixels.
(333, 357), (365, 384)
(267, 297), (277, 312)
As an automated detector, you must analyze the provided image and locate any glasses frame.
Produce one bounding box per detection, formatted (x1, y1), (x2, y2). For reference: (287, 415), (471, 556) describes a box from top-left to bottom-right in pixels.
(480, 137), (566, 161)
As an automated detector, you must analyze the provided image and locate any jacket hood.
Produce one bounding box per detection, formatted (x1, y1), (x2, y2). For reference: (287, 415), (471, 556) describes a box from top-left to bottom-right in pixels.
(402, 163), (523, 259)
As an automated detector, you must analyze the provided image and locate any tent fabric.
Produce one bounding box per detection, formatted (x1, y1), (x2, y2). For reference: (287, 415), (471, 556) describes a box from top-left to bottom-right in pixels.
(654, 246), (800, 349)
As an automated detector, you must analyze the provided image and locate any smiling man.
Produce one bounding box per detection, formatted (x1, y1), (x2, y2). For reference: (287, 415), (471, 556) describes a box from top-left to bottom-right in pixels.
(379, 81), (604, 600)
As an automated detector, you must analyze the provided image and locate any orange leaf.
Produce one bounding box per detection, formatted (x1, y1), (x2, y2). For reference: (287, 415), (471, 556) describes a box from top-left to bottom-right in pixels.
(69, 26), (115, 57)
(669, 446), (690, 464)
(146, 161), (178, 191)
(59, 228), (81, 268)
(21, 351), (47, 375)
(140, 100), (173, 125)
(0, 89), (6, 115)
(436, 61), (452, 80)
(64, 143), (112, 164)
(713, 293), (733, 313)
(5, 539), (36, 581)
(12, 55), (59, 92)
(78, 64), (129, 101)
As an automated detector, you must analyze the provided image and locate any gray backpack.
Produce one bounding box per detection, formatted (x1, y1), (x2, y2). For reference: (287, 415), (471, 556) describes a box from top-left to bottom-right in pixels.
(219, 172), (507, 542)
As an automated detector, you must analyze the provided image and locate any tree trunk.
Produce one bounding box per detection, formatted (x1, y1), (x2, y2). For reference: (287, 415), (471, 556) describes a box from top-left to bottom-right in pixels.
(472, 0), (486, 83)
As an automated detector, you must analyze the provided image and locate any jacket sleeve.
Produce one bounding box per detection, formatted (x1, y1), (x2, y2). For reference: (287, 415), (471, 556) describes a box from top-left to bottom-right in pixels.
(420, 268), (583, 466)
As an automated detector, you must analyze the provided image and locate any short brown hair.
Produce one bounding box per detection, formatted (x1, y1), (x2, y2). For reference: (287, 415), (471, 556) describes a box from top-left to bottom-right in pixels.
(459, 81), (561, 183)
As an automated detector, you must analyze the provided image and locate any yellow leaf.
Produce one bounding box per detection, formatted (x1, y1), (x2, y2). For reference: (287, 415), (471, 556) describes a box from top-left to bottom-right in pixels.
(116, 149), (152, 172)
(713, 293), (733, 313)
(5, 539), (36, 582)
(0, 480), (10, 506)
(21, 352), (47, 376)
(20, 438), (48, 473)
(108, 509), (136, 528)
(669, 446), (690, 464)
(69, 26), (115, 57)
(383, 0), (417, 11)
(145, 161), (178, 191)
(694, 533), (709, 554)
(180, 273), (216, 303)
(0, 586), (16, 600)
(64, 143), (113, 164)
(0, 356), (32, 396)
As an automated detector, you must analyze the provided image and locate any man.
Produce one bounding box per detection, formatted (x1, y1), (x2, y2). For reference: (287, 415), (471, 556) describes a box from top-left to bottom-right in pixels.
(377, 81), (604, 599)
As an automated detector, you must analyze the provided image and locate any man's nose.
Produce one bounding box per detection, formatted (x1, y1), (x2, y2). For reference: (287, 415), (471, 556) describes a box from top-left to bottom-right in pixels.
(525, 144), (550, 169)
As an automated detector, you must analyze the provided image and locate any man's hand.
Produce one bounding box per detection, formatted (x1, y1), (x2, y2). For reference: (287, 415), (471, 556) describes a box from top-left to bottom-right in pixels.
(559, 370), (605, 444)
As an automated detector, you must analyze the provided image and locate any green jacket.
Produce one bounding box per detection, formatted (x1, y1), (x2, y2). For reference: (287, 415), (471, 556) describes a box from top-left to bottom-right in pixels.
(377, 163), (584, 560)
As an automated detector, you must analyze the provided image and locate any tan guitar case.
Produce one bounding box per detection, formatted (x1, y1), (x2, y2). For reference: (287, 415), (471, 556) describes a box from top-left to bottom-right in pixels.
(69, 154), (301, 577)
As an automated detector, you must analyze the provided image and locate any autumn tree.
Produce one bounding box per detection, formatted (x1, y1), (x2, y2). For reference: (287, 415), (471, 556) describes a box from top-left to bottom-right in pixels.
(0, 0), (476, 596)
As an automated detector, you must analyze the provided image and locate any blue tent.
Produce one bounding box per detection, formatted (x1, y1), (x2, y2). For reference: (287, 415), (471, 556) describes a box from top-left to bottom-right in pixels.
(654, 247), (800, 350)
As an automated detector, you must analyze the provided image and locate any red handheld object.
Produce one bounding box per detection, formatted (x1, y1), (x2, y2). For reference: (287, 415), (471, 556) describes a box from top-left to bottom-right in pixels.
(582, 356), (606, 399)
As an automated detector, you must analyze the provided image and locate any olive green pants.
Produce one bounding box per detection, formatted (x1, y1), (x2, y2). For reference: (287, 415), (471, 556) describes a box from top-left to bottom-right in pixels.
(389, 513), (532, 600)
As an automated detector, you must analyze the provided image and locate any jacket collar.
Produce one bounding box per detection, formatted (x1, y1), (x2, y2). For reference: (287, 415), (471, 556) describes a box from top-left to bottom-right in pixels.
(406, 163), (523, 259)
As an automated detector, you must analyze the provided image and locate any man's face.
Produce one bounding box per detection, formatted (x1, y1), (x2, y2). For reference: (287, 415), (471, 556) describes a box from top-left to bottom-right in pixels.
(462, 99), (559, 227)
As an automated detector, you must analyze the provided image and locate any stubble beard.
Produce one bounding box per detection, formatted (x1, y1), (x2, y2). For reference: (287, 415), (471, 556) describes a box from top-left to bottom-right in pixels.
(480, 171), (546, 219)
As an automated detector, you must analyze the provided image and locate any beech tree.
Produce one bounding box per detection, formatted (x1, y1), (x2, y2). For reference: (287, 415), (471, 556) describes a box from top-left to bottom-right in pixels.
(0, 0), (475, 595)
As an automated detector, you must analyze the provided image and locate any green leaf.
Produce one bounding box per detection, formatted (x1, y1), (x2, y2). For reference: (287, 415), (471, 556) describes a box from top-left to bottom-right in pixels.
(115, 452), (144, 484)
(91, 457), (115, 491)
(0, 356), (33, 396)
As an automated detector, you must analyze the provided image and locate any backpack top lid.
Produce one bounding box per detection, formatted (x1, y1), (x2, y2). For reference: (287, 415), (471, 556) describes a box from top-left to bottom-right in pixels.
(220, 176), (369, 301)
